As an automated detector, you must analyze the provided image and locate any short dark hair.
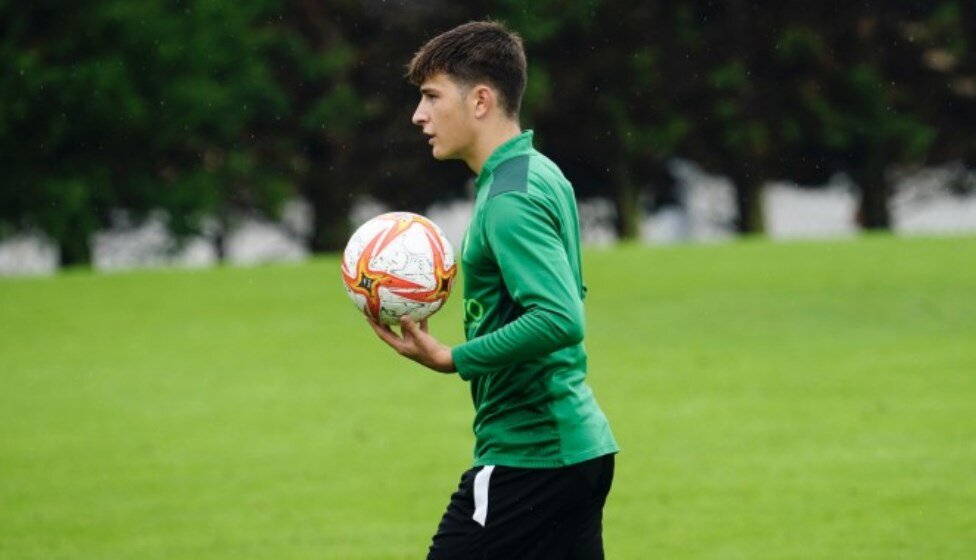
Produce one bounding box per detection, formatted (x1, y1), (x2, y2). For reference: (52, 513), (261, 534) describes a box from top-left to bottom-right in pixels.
(407, 21), (527, 118)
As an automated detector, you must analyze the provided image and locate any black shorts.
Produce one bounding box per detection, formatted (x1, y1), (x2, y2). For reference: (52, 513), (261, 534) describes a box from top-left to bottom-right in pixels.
(427, 454), (615, 560)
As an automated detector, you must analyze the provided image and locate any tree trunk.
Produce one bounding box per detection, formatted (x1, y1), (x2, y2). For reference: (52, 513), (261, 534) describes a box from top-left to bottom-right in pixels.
(851, 9), (891, 231)
(58, 225), (92, 267)
(308, 178), (353, 253)
(854, 155), (890, 230)
(613, 159), (641, 240)
(213, 213), (228, 263)
(301, 134), (354, 253)
(727, 0), (767, 236)
(731, 171), (766, 234)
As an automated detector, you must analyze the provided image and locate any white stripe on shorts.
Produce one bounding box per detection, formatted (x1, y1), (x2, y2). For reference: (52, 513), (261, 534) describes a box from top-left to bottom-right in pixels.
(472, 465), (495, 527)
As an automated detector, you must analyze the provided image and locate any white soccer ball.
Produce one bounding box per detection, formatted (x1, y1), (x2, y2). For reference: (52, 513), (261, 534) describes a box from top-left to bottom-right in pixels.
(341, 212), (457, 326)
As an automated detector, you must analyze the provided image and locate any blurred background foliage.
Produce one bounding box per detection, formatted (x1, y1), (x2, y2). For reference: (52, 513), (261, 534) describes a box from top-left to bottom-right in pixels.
(1, 0), (974, 265)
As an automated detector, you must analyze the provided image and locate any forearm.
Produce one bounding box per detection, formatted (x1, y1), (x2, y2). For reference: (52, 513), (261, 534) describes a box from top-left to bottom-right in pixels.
(452, 304), (583, 380)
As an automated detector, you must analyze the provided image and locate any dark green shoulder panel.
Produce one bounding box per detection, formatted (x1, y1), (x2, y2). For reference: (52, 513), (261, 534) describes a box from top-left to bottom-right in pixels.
(488, 155), (530, 199)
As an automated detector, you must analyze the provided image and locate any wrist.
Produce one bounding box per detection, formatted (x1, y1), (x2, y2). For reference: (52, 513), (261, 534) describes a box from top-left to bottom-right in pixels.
(436, 346), (456, 373)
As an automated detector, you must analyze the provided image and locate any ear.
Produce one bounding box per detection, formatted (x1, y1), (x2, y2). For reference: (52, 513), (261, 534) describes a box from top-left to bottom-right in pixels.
(470, 84), (494, 119)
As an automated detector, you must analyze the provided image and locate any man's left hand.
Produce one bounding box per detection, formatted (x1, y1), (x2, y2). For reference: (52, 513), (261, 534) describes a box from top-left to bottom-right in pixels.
(367, 315), (456, 373)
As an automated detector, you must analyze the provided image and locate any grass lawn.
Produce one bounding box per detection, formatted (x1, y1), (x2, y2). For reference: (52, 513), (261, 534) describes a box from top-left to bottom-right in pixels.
(1, 235), (974, 559)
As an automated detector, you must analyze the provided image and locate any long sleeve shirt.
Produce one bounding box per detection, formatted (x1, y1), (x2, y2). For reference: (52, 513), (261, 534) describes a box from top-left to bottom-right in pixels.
(452, 130), (618, 468)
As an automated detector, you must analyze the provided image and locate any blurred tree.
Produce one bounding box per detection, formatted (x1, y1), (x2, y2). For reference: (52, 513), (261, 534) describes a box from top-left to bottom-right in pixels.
(499, 0), (685, 239)
(0, 0), (290, 265)
(336, 1), (491, 219)
(674, 0), (774, 234)
(755, 1), (939, 230)
(670, 1), (845, 234)
(824, 2), (935, 229)
(262, 0), (364, 253)
(904, 1), (976, 172)
(269, 1), (500, 251)
(2, 0), (972, 266)
(501, 0), (835, 237)
(292, 0), (686, 242)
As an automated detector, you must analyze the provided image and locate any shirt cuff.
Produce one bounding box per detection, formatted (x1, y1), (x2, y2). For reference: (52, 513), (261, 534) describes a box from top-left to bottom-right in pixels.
(451, 344), (476, 381)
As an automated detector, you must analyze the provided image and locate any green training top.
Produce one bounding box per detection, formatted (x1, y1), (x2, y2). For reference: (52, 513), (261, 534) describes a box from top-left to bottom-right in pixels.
(451, 130), (619, 468)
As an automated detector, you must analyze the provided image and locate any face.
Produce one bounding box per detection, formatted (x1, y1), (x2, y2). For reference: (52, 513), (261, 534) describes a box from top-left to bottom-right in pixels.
(411, 73), (477, 161)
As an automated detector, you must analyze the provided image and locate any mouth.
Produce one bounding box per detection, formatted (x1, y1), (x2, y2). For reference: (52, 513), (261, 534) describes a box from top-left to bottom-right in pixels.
(424, 132), (435, 145)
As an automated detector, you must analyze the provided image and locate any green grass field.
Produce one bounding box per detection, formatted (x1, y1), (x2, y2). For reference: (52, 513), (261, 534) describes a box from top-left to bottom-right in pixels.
(2, 235), (974, 559)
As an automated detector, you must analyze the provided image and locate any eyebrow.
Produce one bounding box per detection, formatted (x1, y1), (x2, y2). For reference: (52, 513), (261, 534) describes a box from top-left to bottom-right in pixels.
(420, 86), (440, 95)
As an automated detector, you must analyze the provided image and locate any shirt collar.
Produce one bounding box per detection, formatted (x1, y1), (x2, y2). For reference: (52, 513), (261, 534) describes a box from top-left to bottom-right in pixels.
(476, 130), (535, 189)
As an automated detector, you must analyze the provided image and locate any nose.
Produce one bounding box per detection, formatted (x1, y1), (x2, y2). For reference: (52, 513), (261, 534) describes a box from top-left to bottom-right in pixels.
(412, 102), (427, 127)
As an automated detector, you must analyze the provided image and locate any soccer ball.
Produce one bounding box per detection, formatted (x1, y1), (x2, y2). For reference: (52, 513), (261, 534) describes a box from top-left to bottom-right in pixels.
(341, 212), (457, 326)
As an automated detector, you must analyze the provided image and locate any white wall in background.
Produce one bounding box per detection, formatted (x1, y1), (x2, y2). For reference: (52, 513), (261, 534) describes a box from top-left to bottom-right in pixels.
(93, 214), (216, 271)
(669, 159), (737, 242)
(577, 198), (617, 247)
(425, 198), (472, 252)
(891, 166), (976, 235)
(225, 218), (308, 265)
(642, 207), (691, 244)
(0, 233), (59, 276)
(3, 168), (975, 276)
(764, 177), (859, 239)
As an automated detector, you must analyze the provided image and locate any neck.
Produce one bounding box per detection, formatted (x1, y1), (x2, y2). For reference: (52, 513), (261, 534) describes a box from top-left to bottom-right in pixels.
(464, 119), (523, 175)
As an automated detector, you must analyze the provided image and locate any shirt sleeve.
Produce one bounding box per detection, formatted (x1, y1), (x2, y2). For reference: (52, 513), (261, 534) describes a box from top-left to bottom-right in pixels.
(451, 191), (585, 381)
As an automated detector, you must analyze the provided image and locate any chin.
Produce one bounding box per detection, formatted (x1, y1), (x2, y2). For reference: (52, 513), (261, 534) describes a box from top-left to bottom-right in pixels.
(431, 146), (456, 161)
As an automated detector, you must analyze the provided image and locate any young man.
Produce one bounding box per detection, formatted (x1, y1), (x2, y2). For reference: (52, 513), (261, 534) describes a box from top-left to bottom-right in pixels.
(367, 21), (618, 559)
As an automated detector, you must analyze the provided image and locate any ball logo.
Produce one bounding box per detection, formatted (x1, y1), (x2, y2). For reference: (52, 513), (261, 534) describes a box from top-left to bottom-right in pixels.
(342, 212), (457, 325)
